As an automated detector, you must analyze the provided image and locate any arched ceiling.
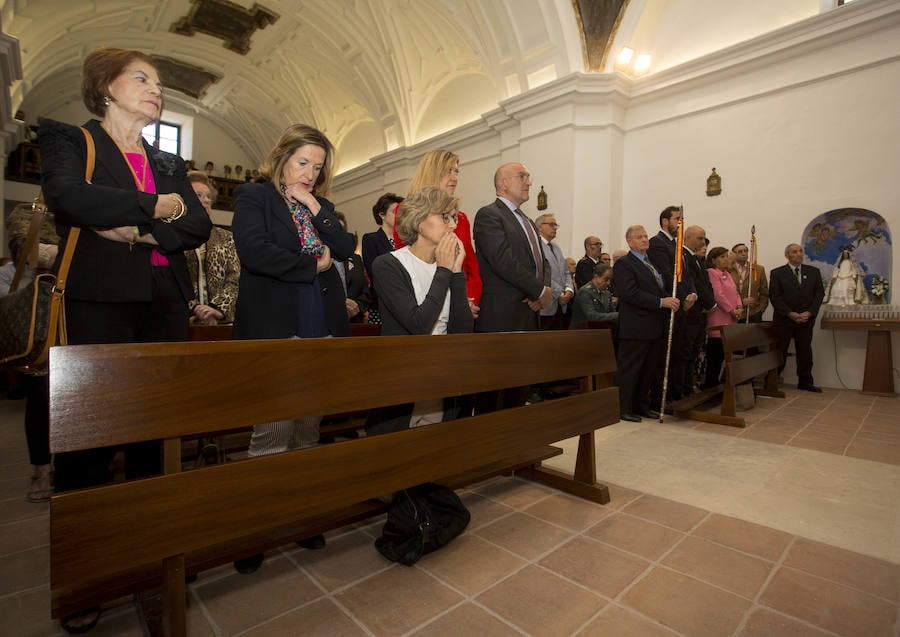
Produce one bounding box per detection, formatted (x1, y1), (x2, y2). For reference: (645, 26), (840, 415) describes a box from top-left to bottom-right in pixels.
(2, 0), (822, 170)
(2, 0), (600, 167)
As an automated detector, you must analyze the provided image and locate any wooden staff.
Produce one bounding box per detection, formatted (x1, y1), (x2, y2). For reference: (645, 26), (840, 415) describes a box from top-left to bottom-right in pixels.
(745, 225), (757, 323)
(659, 215), (684, 422)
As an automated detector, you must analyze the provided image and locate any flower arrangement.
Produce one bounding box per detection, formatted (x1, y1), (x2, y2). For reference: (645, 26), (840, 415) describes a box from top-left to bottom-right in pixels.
(871, 275), (889, 298)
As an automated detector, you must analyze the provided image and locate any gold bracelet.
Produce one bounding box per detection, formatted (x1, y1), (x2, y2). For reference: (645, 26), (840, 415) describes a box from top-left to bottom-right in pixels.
(128, 226), (139, 252)
(162, 199), (185, 224)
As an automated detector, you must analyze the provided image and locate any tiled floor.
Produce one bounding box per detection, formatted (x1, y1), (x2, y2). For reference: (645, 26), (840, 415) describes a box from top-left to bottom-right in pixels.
(1, 389), (899, 636)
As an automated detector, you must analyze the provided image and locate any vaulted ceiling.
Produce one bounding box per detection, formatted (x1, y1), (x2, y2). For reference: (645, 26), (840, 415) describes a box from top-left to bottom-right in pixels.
(3, 0), (627, 167)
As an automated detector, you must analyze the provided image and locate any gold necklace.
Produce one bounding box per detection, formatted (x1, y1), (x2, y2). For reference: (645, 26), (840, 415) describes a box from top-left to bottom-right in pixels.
(102, 124), (150, 192)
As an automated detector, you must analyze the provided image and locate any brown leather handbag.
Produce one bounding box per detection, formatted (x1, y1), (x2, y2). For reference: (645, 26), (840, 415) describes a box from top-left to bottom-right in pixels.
(0, 127), (92, 374)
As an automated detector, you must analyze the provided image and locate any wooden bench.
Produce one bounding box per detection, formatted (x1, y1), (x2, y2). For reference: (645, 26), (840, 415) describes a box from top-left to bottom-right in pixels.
(49, 330), (619, 636)
(671, 322), (785, 428)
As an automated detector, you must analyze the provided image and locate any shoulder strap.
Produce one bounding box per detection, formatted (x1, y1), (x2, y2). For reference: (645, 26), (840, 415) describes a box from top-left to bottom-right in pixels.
(53, 128), (94, 291)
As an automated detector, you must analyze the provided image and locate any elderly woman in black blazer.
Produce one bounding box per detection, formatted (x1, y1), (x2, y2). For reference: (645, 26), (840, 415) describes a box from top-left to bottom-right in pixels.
(39, 48), (210, 491)
(38, 46), (211, 633)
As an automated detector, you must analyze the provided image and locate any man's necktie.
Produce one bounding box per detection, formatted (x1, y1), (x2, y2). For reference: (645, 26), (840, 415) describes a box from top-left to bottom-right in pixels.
(515, 208), (544, 284)
(643, 258), (665, 291)
(794, 266), (802, 285)
(334, 260), (348, 294)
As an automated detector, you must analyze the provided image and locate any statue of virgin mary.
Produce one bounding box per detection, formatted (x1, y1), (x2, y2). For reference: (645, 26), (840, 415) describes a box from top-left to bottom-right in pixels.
(824, 247), (868, 305)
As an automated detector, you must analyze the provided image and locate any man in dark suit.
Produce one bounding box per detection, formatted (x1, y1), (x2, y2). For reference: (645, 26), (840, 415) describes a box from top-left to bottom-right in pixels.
(769, 243), (825, 392)
(473, 161), (551, 410)
(613, 225), (680, 421)
(675, 225), (716, 399)
(647, 205), (696, 404)
(575, 235), (603, 289)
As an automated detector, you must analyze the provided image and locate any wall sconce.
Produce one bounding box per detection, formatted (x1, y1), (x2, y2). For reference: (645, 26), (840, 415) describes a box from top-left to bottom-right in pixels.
(537, 186), (548, 211)
(706, 168), (722, 196)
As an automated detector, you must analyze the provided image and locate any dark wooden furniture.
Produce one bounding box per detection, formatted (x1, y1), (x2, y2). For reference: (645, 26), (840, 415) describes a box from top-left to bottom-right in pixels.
(671, 322), (785, 428)
(48, 330), (618, 636)
(820, 315), (900, 396)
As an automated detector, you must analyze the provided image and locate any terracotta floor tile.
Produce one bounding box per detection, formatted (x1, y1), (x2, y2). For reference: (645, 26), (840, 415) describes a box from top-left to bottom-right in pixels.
(0, 495), (48, 523)
(600, 481), (643, 510)
(468, 477), (554, 510)
(585, 513), (684, 561)
(474, 511), (573, 560)
(193, 555), (323, 636)
(786, 438), (848, 454)
(0, 475), (27, 502)
(740, 427), (795, 444)
(737, 607), (834, 636)
(186, 599), (217, 637)
(844, 439), (900, 464)
(622, 494), (708, 531)
(418, 534), (526, 596)
(0, 514), (48, 556)
(621, 566), (751, 636)
(0, 587), (58, 637)
(408, 602), (522, 636)
(869, 401), (900, 416)
(476, 564), (606, 637)
(522, 493), (611, 531)
(692, 513), (792, 561)
(782, 538), (900, 601)
(458, 490), (517, 530)
(241, 598), (368, 637)
(336, 565), (462, 636)
(539, 536), (650, 598)
(293, 529), (391, 592)
(87, 603), (144, 636)
(0, 545), (48, 596)
(759, 566), (897, 636)
(577, 604), (677, 636)
(662, 535), (773, 599)
(696, 424), (744, 436)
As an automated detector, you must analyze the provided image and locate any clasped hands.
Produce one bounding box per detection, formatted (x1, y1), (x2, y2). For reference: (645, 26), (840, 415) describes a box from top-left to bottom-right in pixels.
(91, 192), (187, 244)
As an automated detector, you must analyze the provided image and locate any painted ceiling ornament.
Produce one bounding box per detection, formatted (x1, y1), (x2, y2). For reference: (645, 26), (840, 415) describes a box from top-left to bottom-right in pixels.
(706, 168), (722, 197)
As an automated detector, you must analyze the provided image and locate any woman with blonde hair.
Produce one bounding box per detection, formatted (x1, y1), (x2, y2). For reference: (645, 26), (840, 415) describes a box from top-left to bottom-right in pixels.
(394, 149), (481, 316)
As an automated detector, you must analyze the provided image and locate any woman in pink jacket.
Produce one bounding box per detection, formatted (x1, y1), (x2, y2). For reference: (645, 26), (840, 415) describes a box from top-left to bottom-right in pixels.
(704, 246), (743, 388)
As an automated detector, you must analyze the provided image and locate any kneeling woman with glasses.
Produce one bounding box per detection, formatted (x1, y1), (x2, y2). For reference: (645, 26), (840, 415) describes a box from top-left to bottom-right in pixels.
(368, 187), (474, 432)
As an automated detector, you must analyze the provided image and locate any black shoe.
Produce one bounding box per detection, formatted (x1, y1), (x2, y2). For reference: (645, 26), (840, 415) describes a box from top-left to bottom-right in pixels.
(525, 391), (544, 404)
(640, 409), (661, 419)
(297, 534), (326, 550)
(798, 384), (823, 393)
(234, 553), (264, 574)
(620, 413), (642, 423)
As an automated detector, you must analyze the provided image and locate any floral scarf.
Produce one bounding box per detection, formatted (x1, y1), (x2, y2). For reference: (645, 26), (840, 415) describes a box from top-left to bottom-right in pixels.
(288, 201), (325, 257)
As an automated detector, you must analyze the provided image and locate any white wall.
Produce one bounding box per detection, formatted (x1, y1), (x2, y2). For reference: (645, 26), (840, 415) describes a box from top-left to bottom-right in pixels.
(332, 2), (900, 391)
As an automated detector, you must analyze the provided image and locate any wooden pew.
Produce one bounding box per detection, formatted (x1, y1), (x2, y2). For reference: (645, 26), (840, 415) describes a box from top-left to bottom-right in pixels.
(49, 330), (619, 636)
(671, 322), (785, 427)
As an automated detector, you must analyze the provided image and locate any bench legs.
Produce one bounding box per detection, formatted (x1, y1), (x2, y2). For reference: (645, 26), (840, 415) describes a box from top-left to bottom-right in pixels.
(516, 432), (611, 505)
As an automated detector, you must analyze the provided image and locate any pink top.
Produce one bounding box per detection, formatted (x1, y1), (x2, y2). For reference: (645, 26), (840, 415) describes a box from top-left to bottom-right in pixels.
(707, 267), (742, 338)
(125, 152), (168, 266)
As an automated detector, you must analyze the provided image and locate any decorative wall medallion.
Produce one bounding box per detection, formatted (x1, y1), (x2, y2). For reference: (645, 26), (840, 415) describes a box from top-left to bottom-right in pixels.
(171, 0), (279, 55)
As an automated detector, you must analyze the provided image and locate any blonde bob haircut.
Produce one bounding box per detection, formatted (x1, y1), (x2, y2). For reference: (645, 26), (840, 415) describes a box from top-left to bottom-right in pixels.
(396, 186), (459, 246)
(260, 124), (335, 197)
(407, 149), (459, 195)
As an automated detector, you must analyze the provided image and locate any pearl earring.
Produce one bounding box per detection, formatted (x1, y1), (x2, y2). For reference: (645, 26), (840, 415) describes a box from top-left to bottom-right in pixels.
(102, 96), (111, 107)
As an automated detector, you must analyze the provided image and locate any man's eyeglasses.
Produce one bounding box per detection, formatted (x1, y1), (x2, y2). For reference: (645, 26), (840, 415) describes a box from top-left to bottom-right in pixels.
(589, 242), (603, 248)
(540, 222), (559, 228)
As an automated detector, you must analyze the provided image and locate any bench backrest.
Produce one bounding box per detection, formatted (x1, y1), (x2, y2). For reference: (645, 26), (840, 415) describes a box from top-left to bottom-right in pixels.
(720, 322), (780, 386)
(48, 330), (618, 617)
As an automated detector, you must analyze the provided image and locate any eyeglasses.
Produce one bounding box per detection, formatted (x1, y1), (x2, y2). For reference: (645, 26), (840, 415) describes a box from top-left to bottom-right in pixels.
(540, 222), (559, 228)
(589, 242), (603, 248)
(515, 172), (532, 182)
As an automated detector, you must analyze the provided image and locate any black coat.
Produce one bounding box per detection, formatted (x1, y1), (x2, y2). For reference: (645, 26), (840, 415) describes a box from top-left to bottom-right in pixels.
(231, 182), (355, 339)
(613, 252), (668, 340)
(38, 118), (211, 303)
(769, 263), (825, 320)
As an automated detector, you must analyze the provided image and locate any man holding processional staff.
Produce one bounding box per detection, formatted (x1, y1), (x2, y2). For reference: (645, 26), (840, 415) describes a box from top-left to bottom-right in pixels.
(731, 231), (769, 323)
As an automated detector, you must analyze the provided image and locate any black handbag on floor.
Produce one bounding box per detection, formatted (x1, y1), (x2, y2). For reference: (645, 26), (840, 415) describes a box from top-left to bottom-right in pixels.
(375, 483), (470, 566)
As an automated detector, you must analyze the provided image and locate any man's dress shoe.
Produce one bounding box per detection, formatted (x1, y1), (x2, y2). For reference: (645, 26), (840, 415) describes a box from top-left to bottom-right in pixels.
(640, 409), (661, 419)
(798, 384), (823, 393)
(620, 413), (642, 423)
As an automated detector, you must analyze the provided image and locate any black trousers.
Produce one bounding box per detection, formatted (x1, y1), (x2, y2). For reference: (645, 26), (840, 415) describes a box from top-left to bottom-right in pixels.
(703, 337), (724, 389)
(24, 374), (50, 466)
(775, 317), (815, 386)
(53, 267), (189, 493)
(617, 337), (663, 415)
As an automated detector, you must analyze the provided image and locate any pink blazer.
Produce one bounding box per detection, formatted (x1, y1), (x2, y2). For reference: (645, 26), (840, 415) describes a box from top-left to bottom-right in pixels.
(707, 267), (742, 338)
